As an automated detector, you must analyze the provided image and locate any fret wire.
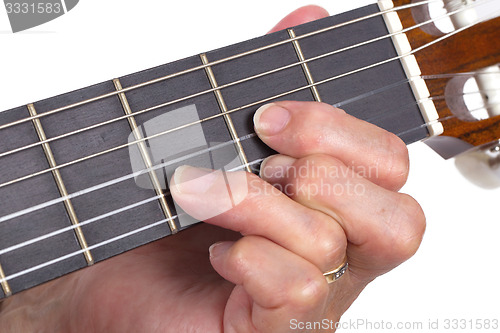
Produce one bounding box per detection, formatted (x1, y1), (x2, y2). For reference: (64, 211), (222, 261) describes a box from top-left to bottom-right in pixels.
(288, 28), (322, 102)
(0, 134), (256, 225)
(0, 81), (490, 230)
(0, 155), (267, 258)
(2, 100), (498, 287)
(0, 216), (177, 285)
(0, 0), (440, 133)
(0, 1), (478, 161)
(3, 90), (493, 254)
(0, 5), (495, 226)
(0, 1), (494, 294)
(0, 262), (11, 297)
(0, 7), (491, 193)
(0, 5), (488, 167)
(113, 79), (178, 234)
(0, 135), (262, 257)
(1, 105), (495, 289)
(2, 99), (497, 263)
(1, 94), (497, 273)
(27, 103), (95, 266)
(0, 157), (270, 285)
(0, 195), (162, 257)
(200, 53), (252, 173)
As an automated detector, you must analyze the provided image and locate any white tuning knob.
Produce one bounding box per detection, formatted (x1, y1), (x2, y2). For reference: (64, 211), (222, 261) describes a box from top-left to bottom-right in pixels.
(443, 0), (479, 29)
(455, 141), (500, 189)
(475, 66), (500, 117)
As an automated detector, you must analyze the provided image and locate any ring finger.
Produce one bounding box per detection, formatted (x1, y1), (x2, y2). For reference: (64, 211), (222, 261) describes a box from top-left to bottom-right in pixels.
(260, 153), (426, 279)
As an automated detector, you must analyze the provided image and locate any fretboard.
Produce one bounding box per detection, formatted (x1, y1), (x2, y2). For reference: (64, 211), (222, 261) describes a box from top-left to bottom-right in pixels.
(0, 4), (429, 299)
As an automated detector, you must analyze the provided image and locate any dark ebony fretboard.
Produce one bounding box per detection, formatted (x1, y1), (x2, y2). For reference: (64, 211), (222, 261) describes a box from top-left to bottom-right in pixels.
(0, 4), (429, 299)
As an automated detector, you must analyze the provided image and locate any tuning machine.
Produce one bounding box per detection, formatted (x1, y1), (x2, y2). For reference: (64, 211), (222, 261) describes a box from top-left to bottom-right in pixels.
(454, 140), (500, 189)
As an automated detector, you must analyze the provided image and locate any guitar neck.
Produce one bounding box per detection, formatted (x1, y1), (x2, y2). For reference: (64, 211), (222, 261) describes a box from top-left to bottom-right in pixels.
(0, 3), (431, 299)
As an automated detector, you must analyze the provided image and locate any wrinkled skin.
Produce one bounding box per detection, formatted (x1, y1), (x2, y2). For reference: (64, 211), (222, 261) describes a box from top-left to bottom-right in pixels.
(0, 6), (425, 333)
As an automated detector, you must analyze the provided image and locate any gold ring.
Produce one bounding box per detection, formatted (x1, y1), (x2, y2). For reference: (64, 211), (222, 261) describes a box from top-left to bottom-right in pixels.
(323, 258), (348, 284)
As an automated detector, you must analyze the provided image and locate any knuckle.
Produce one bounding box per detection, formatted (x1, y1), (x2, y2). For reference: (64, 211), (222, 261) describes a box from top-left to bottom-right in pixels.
(286, 155), (348, 201)
(292, 132), (314, 156)
(289, 272), (329, 310)
(310, 215), (348, 269)
(295, 154), (345, 181)
(290, 104), (341, 155)
(380, 132), (410, 189)
(323, 240), (348, 270)
(225, 238), (254, 274)
(386, 194), (426, 262)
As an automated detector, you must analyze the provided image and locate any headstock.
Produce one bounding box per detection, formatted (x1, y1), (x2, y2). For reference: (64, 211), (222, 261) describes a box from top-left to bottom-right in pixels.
(392, 0), (500, 159)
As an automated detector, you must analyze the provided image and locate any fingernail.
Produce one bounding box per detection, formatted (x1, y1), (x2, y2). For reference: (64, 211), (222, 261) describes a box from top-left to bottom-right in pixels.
(254, 103), (291, 136)
(259, 155), (296, 180)
(209, 241), (233, 259)
(173, 165), (218, 194)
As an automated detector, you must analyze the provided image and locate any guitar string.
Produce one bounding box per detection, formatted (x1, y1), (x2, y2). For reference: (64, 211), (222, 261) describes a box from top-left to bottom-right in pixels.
(0, 35), (496, 222)
(333, 79), (499, 109)
(423, 73), (500, 79)
(395, 101), (500, 137)
(0, 0), (476, 161)
(0, 134), (257, 224)
(0, 4), (496, 192)
(0, 92), (497, 260)
(0, 15), (498, 221)
(0, 161), (271, 285)
(0, 136), (257, 257)
(0, 0), (441, 132)
(0, 0), (492, 201)
(0, 5), (498, 283)
(0, 196), (163, 256)
(0, 72), (495, 194)
(1, 101), (499, 286)
(363, 89), (499, 125)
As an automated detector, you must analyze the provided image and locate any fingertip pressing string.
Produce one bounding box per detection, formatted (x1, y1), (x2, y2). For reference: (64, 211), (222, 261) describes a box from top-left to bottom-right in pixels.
(0, 0), (498, 286)
(0, 1), (496, 229)
(0, 0), (494, 165)
(1, 98), (499, 287)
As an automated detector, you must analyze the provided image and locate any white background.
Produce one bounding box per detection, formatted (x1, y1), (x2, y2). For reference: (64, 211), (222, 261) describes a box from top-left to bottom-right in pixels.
(1, 1), (499, 332)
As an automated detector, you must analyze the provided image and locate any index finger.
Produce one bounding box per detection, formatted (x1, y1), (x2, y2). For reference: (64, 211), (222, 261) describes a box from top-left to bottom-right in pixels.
(169, 166), (347, 274)
(254, 101), (410, 191)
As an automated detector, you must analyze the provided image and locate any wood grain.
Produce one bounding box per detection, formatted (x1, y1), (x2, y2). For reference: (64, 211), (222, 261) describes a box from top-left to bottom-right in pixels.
(0, 3), (439, 298)
(394, 0), (500, 147)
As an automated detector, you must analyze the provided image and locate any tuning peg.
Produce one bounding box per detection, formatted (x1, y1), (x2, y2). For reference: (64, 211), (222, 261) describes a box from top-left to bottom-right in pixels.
(455, 140), (500, 189)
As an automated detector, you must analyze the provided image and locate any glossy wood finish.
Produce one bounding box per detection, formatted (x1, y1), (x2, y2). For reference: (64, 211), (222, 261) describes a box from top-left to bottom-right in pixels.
(206, 4), (428, 165)
(394, 0), (500, 147)
(0, 4), (429, 298)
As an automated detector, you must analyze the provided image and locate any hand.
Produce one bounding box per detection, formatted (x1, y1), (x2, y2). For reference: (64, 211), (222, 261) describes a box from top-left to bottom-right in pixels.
(0, 6), (425, 333)
(169, 100), (425, 332)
